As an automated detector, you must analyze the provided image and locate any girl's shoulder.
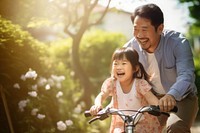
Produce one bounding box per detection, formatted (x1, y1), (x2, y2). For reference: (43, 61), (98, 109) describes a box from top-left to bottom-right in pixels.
(135, 78), (149, 86)
(101, 77), (116, 92)
(103, 77), (116, 85)
(135, 79), (152, 95)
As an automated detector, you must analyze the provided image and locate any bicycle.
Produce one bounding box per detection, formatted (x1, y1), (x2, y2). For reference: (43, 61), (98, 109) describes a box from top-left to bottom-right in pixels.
(84, 105), (178, 133)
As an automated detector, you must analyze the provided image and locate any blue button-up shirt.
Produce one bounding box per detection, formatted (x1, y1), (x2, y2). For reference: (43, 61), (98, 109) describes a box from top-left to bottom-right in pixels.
(125, 30), (197, 101)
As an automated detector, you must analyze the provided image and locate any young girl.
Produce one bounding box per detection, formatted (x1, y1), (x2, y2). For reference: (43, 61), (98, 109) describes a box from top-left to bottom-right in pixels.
(90, 47), (164, 133)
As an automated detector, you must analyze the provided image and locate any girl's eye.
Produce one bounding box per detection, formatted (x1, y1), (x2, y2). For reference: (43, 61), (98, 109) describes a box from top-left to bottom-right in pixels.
(113, 62), (118, 65)
(122, 62), (127, 65)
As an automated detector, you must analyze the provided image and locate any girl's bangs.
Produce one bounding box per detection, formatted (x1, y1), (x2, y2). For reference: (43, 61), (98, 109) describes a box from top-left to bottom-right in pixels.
(113, 51), (126, 61)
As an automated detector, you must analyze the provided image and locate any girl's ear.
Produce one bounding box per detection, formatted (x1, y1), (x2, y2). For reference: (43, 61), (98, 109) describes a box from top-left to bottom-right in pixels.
(135, 65), (140, 72)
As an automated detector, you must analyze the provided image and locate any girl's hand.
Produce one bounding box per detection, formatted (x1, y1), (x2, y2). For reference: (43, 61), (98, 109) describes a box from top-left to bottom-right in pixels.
(89, 104), (102, 116)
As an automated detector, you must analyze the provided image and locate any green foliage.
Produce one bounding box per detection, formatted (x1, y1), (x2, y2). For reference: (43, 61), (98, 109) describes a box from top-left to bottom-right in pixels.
(0, 15), (128, 133)
(0, 16), (47, 87)
(194, 52), (200, 120)
(178, 0), (200, 114)
(178, 0), (200, 35)
(0, 0), (55, 28)
(0, 0), (123, 132)
(45, 30), (127, 133)
(80, 30), (127, 89)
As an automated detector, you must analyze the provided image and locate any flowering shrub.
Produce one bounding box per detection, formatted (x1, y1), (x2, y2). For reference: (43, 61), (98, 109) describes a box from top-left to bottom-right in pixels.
(14, 68), (78, 132)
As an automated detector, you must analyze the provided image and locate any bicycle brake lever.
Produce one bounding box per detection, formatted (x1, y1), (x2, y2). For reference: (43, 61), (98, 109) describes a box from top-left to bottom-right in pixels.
(97, 108), (109, 120)
(88, 116), (101, 124)
(148, 105), (161, 116)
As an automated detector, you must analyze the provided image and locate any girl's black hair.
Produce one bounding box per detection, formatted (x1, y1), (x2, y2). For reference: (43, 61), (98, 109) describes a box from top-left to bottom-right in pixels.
(111, 47), (150, 83)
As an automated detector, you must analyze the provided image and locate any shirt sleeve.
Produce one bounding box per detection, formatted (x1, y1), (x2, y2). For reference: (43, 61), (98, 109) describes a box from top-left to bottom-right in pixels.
(137, 79), (152, 96)
(167, 35), (196, 101)
(101, 77), (115, 96)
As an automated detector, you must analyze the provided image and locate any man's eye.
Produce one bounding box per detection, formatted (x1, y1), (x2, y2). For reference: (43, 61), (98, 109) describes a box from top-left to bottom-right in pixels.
(142, 28), (148, 32)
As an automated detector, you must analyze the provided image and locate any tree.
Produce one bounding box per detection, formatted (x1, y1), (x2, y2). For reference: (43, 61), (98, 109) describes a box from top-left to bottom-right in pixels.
(178, 0), (200, 35)
(179, 0), (200, 26)
(0, 16), (47, 88)
(0, 16), (48, 133)
(50, 0), (112, 105)
(0, 0), (112, 106)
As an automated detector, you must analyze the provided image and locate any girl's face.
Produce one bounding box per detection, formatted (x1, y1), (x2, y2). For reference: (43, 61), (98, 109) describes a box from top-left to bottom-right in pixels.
(112, 58), (134, 83)
(133, 16), (163, 53)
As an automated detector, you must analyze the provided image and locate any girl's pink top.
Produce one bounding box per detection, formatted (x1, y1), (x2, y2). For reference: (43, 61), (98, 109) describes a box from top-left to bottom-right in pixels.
(101, 77), (164, 133)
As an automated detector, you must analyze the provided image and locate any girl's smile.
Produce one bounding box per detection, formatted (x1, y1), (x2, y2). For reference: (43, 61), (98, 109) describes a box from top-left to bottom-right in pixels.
(112, 59), (133, 83)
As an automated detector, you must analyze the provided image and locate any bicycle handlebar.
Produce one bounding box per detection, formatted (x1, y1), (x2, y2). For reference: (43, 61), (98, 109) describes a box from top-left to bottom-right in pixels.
(84, 105), (178, 124)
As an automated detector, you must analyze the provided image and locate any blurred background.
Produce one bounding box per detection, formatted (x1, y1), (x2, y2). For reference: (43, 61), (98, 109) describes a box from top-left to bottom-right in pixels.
(0, 0), (199, 132)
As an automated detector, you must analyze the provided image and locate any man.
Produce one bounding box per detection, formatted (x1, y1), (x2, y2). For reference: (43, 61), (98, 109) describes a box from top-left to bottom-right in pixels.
(125, 3), (198, 133)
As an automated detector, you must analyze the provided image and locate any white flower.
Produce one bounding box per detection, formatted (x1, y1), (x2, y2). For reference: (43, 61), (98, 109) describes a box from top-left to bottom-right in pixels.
(51, 75), (65, 82)
(47, 78), (54, 86)
(65, 120), (73, 126)
(31, 85), (38, 90)
(37, 77), (47, 86)
(28, 91), (37, 97)
(56, 83), (62, 89)
(45, 84), (51, 90)
(37, 114), (46, 119)
(25, 69), (37, 80)
(18, 99), (30, 112)
(31, 108), (39, 116)
(56, 91), (63, 98)
(80, 101), (86, 108)
(74, 104), (82, 113)
(13, 83), (20, 89)
(57, 121), (67, 131)
(20, 75), (26, 81)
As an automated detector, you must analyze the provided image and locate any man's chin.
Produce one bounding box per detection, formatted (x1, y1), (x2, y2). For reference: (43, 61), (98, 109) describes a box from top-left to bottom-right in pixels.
(141, 45), (151, 51)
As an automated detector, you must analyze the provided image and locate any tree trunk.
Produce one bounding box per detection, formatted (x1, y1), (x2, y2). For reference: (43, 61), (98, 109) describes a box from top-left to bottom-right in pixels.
(71, 33), (94, 107)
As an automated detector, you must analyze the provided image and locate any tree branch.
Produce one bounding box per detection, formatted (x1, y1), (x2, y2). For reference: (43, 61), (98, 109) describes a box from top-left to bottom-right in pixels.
(88, 0), (111, 27)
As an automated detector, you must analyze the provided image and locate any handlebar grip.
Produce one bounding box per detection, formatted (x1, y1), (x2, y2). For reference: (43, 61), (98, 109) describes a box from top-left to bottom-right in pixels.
(84, 110), (92, 117)
(156, 105), (178, 113)
(170, 106), (178, 113)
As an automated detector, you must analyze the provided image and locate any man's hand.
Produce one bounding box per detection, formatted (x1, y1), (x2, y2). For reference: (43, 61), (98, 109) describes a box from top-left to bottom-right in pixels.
(159, 94), (176, 112)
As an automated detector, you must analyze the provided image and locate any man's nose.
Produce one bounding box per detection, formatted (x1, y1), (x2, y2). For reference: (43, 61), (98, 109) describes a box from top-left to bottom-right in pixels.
(136, 30), (144, 38)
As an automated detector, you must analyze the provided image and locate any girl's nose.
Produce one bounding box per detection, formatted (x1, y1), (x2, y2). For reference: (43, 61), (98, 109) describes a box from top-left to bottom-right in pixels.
(116, 64), (122, 69)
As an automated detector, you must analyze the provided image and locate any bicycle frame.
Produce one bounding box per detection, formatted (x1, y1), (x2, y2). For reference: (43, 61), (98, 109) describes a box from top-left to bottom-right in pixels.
(85, 105), (177, 133)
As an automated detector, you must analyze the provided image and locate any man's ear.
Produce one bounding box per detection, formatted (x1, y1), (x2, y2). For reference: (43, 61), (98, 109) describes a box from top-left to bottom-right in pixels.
(158, 24), (164, 34)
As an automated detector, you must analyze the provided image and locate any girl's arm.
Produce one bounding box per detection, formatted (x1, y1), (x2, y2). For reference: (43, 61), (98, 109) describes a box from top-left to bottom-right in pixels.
(90, 91), (109, 115)
(137, 79), (159, 105)
(90, 78), (113, 115)
(94, 91), (108, 106)
(144, 91), (159, 105)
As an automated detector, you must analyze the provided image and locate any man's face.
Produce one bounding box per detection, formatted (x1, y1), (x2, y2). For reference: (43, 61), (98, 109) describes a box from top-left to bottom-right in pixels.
(133, 16), (163, 53)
